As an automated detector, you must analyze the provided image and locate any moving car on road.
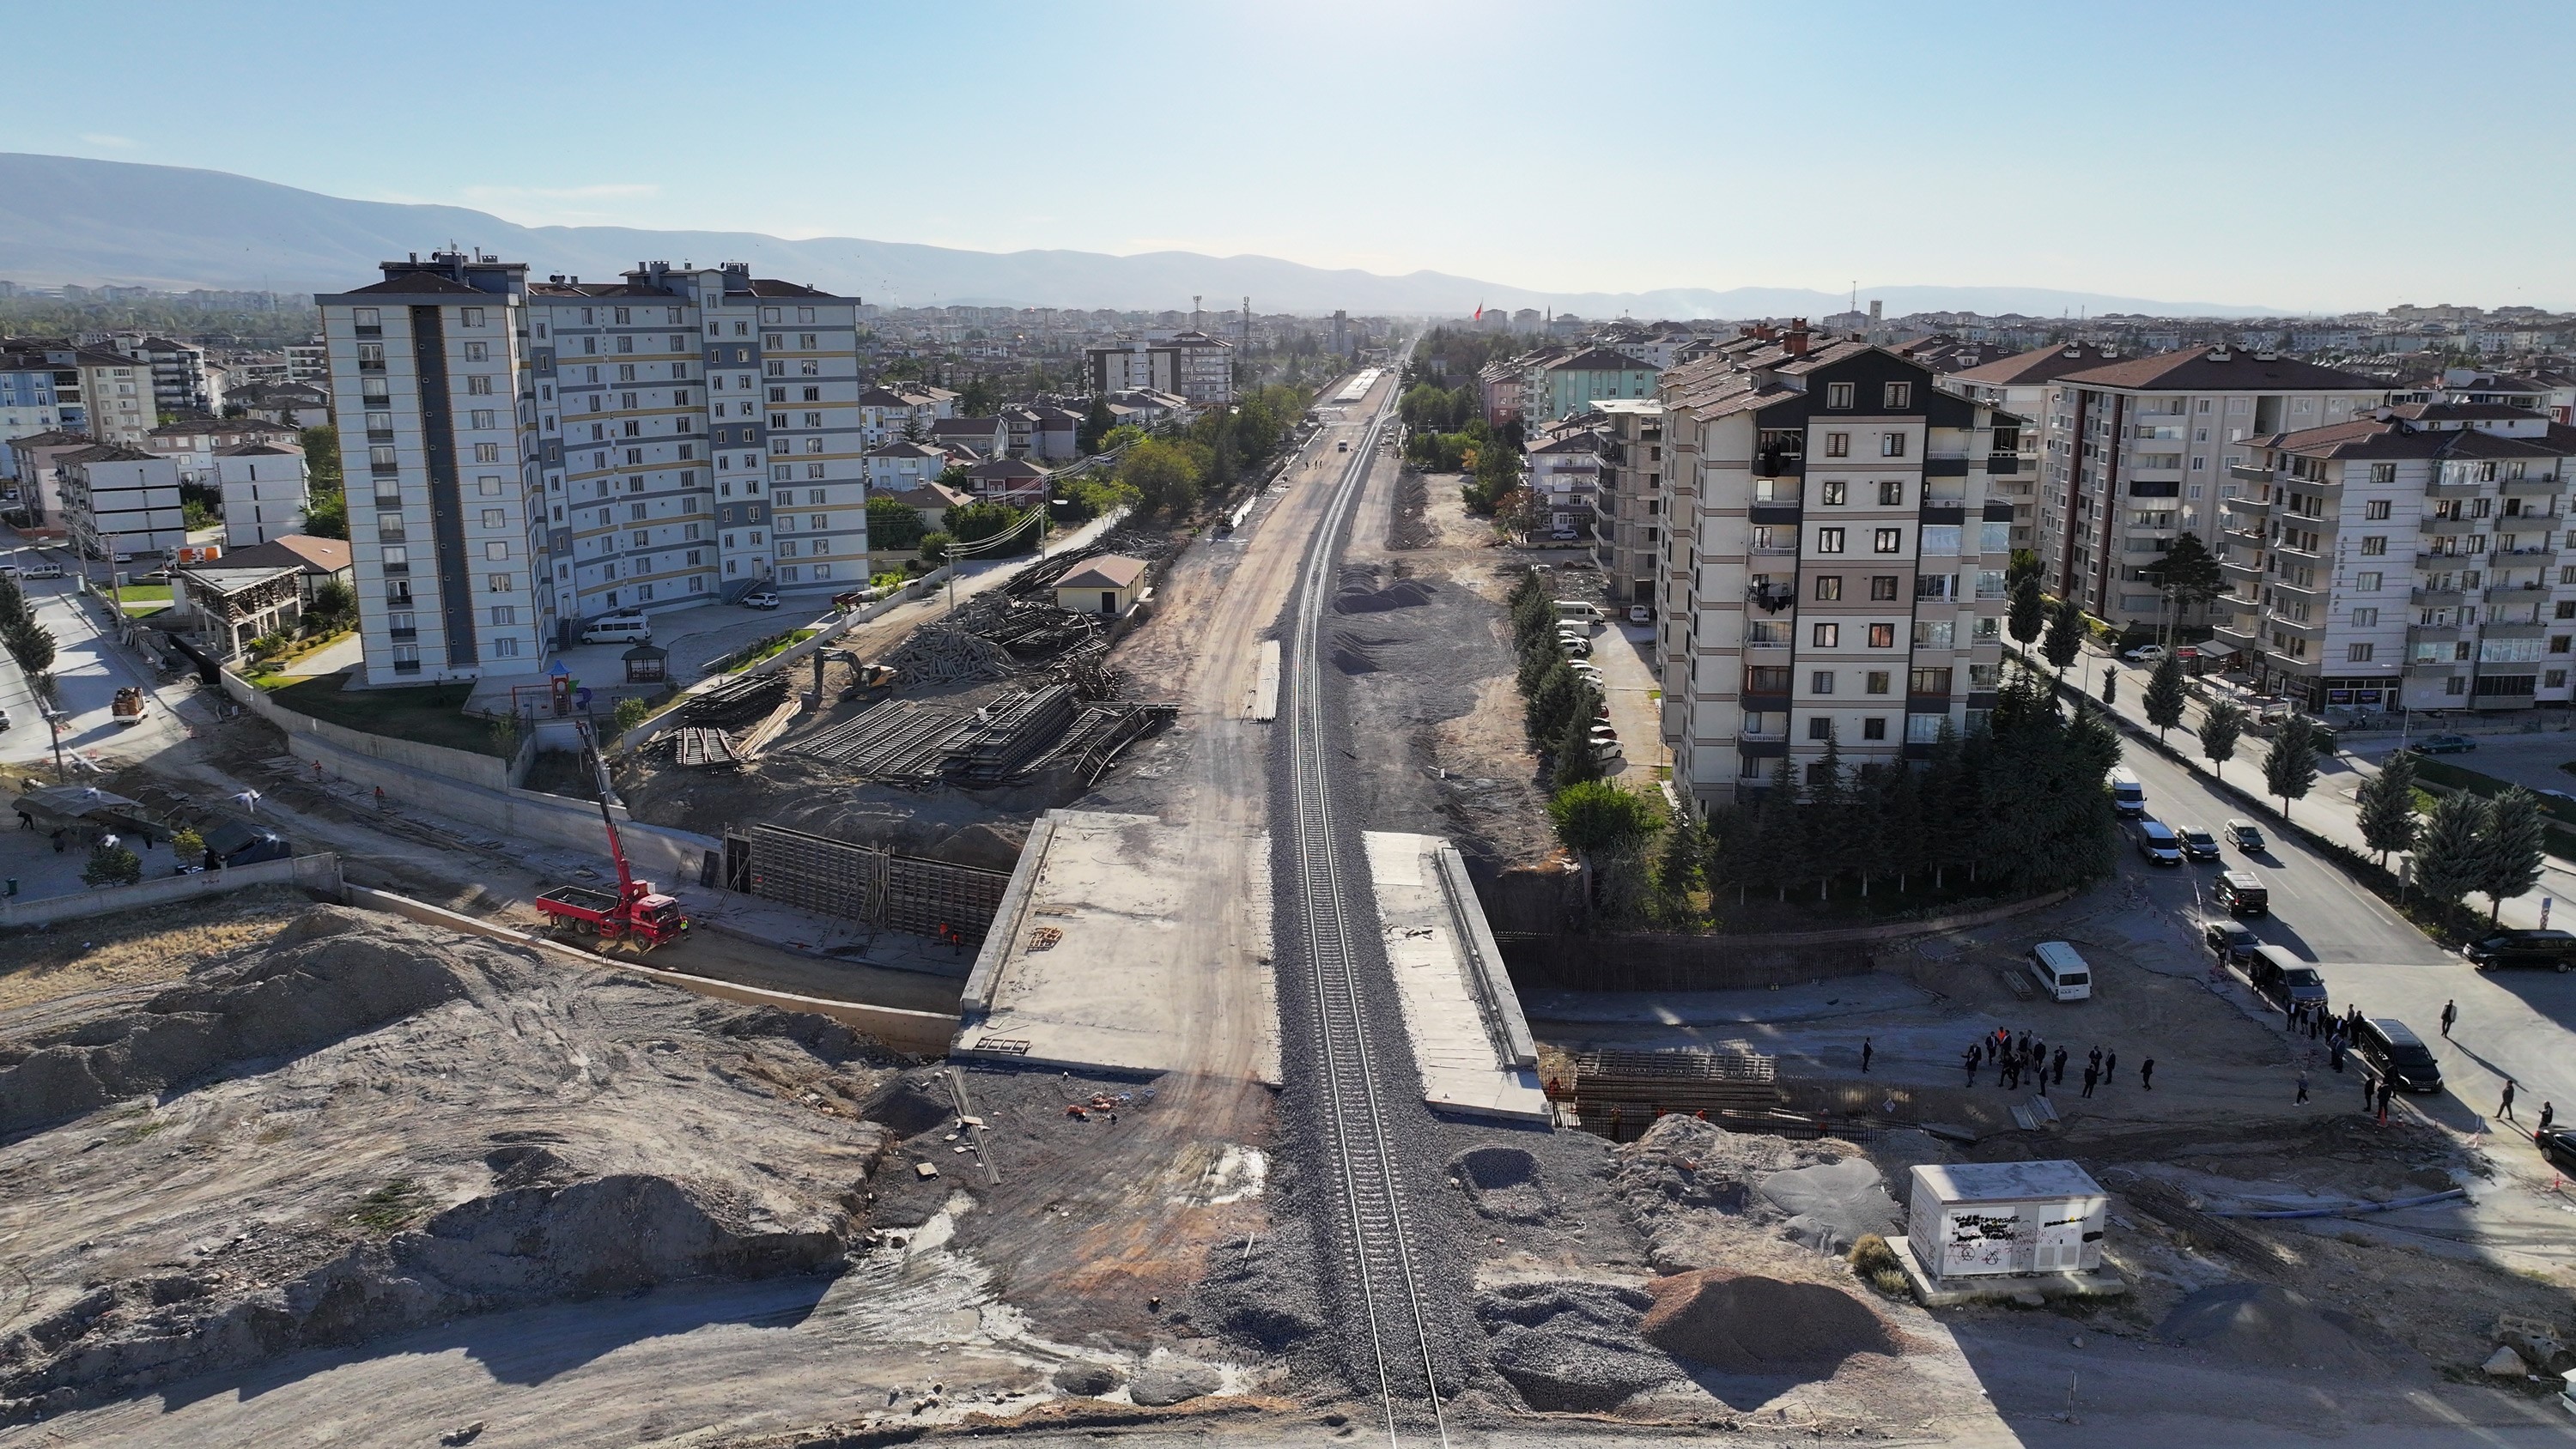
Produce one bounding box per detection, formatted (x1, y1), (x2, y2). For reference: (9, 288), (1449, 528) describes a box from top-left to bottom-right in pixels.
(2029, 941), (2093, 1002)
(2225, 818), (2268, 852)
(2175, 823), (2222, 861)
(19, 562), (63, 579)
(2410, 734), (2476, 755)
(2204, 919), (2262, 966)
(2214, 870), (2269, 917)
(2111, 767), (2146, 817)
(2467, 929), (2576, 972)
(2135, 819), (2184, 865)
(2123, 644), (2167, 664)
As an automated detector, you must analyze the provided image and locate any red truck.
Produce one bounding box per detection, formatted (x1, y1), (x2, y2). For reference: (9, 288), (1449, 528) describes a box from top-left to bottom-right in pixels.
(534, 722), (690, 949)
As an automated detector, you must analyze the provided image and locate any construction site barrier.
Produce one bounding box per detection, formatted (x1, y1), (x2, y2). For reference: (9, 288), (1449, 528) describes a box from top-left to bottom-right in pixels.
(1, 852), (343, 928)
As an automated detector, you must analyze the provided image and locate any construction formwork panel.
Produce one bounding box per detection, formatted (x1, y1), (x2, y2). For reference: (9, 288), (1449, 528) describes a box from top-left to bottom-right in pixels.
(884, 854), (1011, 943)
(744, 824), (884, 923)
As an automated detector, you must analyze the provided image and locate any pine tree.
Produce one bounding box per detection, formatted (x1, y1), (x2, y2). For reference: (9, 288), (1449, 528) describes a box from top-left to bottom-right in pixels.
(2041, 595), (2084, 680)
(2007, 572), (2046, 649)
(2477, 787), (2549, 925)
(1654, 808), (1710, 927)
(2142, 652), (2187, 738)
(2100, 668), (2117, 707)
(1753, 757), (1807, 901)
(1806, 728), (1848, 900)
(1880, 762), (1929, 891)
(2354, 751), (2421, 864)
(1554, 699), (1605, 788)
(2263, 715), (2318, 820)
(2415, 791), (2489, 912)
(2199, 700), (2245, 783)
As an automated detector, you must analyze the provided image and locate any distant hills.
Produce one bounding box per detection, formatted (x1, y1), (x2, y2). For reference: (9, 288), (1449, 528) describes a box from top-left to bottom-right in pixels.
(0, 153), (2275, 318)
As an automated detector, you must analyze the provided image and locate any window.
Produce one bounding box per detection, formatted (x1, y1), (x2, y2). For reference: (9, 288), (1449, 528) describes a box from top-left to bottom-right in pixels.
(2360, 536), (2388, 555)
(1826, 382), (1855, 409)
(1880, 432), (1907, 458)
(1746, 666), (1792, 693)
(477, 476), (501, 496)
(460, 306), (484, 328)
(1824, 432), (1850, 458)
(352, 306), (379, 326)
(474, 443), (501, 463)
(488, 573), (512, 591)
(483, 541), (508, 561)
(2369, 462), (2397, 484)
(1862, 717), (1887, 740)
(2356, 572), (2382, 591)
(464, 342), (488, 361)
(1747, 620), (1791, 645)
(2364, 499), (2391, 520)
(1913, 619), (1955, 649)
(1817, 526), (1846, 554)
(1909, 667), (1953, 695)
(1868, 623), (1896, 648)
(1918, 524), (1960, 555)
(479, 508), (506, 528)
(1813, 622), (1840, 647)
(1810, 670), (1836, 694)
(490, 605), (517, 626)
(1874, 528), (1904, 554)
(1869, 575), (1899, 601)
(1905, 713), (1945, 744)
(1883, 382), (1911, 409)
(1821, 481), (1847, 506)
(1814, 575), (1843, 601)
(466, 374), (493, 395)
(1865, 670), (1891, 695)
(2352, 608), (2379, 627)
(1808, 716), (1835, 740)
(1878, 480), (1905, 506)
(469, 409), (495, 430)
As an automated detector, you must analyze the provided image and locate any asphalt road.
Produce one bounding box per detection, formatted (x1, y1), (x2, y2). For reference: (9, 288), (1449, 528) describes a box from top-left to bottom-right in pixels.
(2114, 719), (2576, 1135)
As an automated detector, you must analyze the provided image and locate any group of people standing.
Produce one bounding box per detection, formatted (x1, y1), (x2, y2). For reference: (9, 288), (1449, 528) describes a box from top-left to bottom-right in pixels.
(1961, 1028), (2147, 1097)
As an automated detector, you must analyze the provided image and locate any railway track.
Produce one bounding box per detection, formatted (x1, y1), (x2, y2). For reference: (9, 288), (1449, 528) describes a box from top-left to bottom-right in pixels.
(1281, 373), (1451, 1448)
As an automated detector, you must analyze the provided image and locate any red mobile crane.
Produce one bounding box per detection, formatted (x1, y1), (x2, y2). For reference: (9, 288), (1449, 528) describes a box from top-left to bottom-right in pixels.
(533, 720), (690, 949)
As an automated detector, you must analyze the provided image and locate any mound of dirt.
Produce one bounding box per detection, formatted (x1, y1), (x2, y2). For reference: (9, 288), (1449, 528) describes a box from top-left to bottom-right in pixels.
(1476, 1280), (1674, 1413)
(1757, 1158), (1899, 1253)
(1334, 579), (1437, 613)
(867, 1075), (958, 1138)
(1611, 1118), (1861, 1269)
(1051, 1362), (1125, 1397)
(1331, 628), (1398, 675)
(0, 906), (898, 1423)
(0, 905), (476, 1137)
(1453, 1144), (1553, 1222)
(2156, 1284), (2380, 1372)
(1195, 1216), (1326, 1352)
(1638, 1270), (1901, 1377)
(1127, 1354), (1223, 1406)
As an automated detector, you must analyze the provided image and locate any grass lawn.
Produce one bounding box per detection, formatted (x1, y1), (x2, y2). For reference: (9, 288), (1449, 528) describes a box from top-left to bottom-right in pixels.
(260, 673), (512, 756)
(110, 584), (173, 616)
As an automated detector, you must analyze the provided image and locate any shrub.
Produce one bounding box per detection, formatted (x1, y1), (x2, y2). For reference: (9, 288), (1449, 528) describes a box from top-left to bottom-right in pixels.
(1849, 1234), (1911, 1297)
(82, 843), (143, 888)
(611, 696), (651, 736)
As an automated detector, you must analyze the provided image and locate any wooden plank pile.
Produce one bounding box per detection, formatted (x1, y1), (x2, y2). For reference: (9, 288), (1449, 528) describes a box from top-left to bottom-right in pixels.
(671, 726), (740, 770)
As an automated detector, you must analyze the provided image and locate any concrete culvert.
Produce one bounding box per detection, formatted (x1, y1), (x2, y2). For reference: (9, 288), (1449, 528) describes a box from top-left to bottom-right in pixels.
(1453, 1145), (1552, 1222)
(1638, 1270), (1903, 1376)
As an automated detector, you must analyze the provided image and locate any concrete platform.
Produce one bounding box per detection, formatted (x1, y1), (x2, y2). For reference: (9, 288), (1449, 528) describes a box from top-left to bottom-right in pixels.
(950, 810), (1279, 1083)
(1886, 1234), (2129, 1308)
(1363, 831), (1551, 1123)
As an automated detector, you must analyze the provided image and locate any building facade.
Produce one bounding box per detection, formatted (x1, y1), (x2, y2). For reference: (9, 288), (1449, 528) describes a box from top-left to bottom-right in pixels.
(1588, 398), (1664, 605)
(2218, 404), (2576, 713)
(1522, 347), (1661, 428)
(1084, 330), (1234, 407)
(1656, 337), (2015, 809)
(58, 444), (187, 562)
(1939, 343), (2123, 554)
(216, 442), (311, 547)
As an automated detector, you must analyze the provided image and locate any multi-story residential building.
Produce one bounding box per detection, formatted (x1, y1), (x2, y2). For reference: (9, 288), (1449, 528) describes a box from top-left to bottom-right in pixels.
(863, 439), (953, 492)
(58, 443), (187, 563)
(215, 442), (310, 547)
(231, 380), (334, 429)
(110, 335), (213, 416)
(1084, 330), (1234, 407)
(2217, 403), (2576, 714)
(2, 429), (93, 527)
(0, 348), (67, 476)
(928, 415), (1010, 458)
(1, 343), (150, 447)
(856, 383), (957, 447)
(1521, 347), (1661, 428)
(284, 340), (329, 385)
(1654, 333), (2017, 809)
(1940, 343), (2123, 554)
(1522, 417), (1607, 537)
(2031, 346), (2382, 630)
(1002, 401), (1081, 461)
(1588, 399), (1664, 606)
(145, 415), (300, 487)
(319, 250), (866, 687)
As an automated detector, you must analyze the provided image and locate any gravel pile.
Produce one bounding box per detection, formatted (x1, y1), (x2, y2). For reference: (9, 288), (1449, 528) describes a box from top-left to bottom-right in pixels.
(2157, 1283), (2379, 1372)
(1475, 1280), (1674, 1413)
(1639, 1270), (1903, 1377)
(1451, 1144), (1556, 1223)
(1612, 1115), (1870, 1267)
(1333, 576), (1437, 613)
(1195, 1213), (1328, 1353)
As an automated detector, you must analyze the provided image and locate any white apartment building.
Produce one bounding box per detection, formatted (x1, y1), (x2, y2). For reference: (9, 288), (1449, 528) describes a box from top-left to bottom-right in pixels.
(1588, 399), (1664, 605)
(58, 444), (187, 562)
(1940, 343), (2123, 554)
(2029, 346), (2382, 630)
(2219, 403), (2576, 714)
(1085, 330), (1234, 407)
(215, 442), (309, 547)
(319, 252), (866, 687)
(1656, 335), (2017, 809)
(856, 384), (957, 447)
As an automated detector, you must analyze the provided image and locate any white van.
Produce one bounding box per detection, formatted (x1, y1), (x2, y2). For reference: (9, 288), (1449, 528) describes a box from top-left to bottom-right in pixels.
(2029, 941), (2093, 1002)
(1554, 599), (1606, 627)
(580, 615), (653, 645)
(2109, 768), (2146, 817)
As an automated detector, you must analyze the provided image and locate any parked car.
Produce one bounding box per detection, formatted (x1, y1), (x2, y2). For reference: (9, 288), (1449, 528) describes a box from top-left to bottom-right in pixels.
(2204, 919), (2262, 966)
(740, 587), (781, 610)
(1547, 529), (1581, 542)
(2135, 819), (2184, 865)
(1628, 604), (1654, 624)
(2225, 818), (2268, 852)
(2538, 1126), (2576, 1176)
(21, 562), (63, 579)
(2123, 644), (2167, 664)
(1558, 635), (1591, 658)
(2466, 929), (2576, 972)
(2214, 870), (2269, 917)
(2175, 823), (2221, 861)
(2353, 1016), (2444, 1094)
(0, 706), (11, 732)
(2410, 734), (2476, 755)
(2248, 945), (2329, 1013)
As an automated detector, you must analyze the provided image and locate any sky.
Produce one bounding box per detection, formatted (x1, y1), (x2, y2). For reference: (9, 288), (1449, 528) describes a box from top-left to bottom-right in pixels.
(13, 0), (2576, 312)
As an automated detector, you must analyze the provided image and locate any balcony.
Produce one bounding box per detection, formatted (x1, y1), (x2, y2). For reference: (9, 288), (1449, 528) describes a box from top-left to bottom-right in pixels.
(366, 427), (394, 444)
(387, 627), (418, 642)
(2220, 555), (2266, 585)
(2228, 462), (2274, 483)
(2404, 658), (2460, 678)
(2407, 623), (2466, 645)
(2494, 544), (2560, 563)
(2219, 493), (2270, 520)
(1923, 456), (1971, 477)
(376, 526), (406, 543)
(1985, 453), (2020, 476)
(2487, 582), (2551, 603)
(2269, 576), (2328, 603)
(2426, 478), (2486, 500)
(2419, 516), (2484, 536)
(2502, 475), (2567, 497)
(372, 494), (402, 511)
(2210, 621), (2262, 652)
(2482, 621), (2549, 640)
(2411, 586), (2470, 607)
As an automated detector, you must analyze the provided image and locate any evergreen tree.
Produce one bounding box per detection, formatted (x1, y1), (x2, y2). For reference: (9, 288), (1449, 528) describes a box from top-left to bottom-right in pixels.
(2144, 531), (2226, 621)
(2007, 572), (2046, 649)
(1923, 721), (1969, 888)
(1971, 674), (2119, 894)
(2199, 700), (2245, 783)
(1553, 693), (1605, 787)
(1805, 728), (1850, 899)
(2476, 787), (2549, 925)
(1654, 808), (1710, 926)
(2415, 791), (2489, 912)
(2263, 715), (2318, 819)
(2142, 652), (2187, 738)
(2041, 595), (2084, 679)
(1752, 757), (1808, 901)
(2354, 750), (2421, 864)
(1880, 762), (1930, 891)
(1527, 661), (1581, 745)
(2099, 668), (2117, 707)
(2007, 549), (2044, 586)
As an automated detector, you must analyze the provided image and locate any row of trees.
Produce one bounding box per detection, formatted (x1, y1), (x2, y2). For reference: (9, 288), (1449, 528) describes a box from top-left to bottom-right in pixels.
(0, 573), (57, 691)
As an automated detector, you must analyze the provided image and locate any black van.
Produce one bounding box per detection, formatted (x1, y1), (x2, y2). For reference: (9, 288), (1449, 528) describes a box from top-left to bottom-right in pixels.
(2214, 871), (2269, 917)
(2248, 945), (2329, 1013)
(2466, 929), (2576, 973)
(2354, 1017), (2443, 1094)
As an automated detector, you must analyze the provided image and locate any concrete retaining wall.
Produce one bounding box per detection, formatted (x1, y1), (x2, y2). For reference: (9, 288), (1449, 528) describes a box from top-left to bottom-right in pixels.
(220, 671), (533, 791)
(345, 885), (956, 1055)
(2, 852), (343, 927)
(1499, 888), (2077, 991)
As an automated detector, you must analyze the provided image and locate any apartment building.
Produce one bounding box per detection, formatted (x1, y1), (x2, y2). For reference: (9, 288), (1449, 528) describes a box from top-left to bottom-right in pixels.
(109, 335), (214, 415)
(2031, 346), (2382, 630)
(1523, 416), (1607, 537)
(215, 443), (310, 547)
(145, 415), (300, 486)
(2218, 403), (2576, 713)
(1588, 398), (1664, 605)
(0, 349), (66, 476)
(1655, 334), (2016, 809)
(1519, 347), (1661, 428)
(856, 383), (957, 446)
(1939, 343), (2122, 553)
(1084, 330), (1234, 407)
(0, 342), (150, 447)
(58, 444), (187, 562)
(319, 250), (867, 687)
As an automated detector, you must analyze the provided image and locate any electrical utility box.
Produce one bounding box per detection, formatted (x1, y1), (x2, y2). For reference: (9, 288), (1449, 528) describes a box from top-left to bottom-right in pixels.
(1906, 1161), (2109, 1282)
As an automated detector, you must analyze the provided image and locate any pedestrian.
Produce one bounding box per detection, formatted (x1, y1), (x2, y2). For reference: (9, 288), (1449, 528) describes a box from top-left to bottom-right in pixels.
(2440, 999), (2457, 1039)
(2088, 1046), (2102, 1076)
(2540, 1101), (2557, 1139)
(2500, 1078), (2519, 1124)
(2308, 1009), (2321, 1041)
(2141, 1058), (2155, 1091)
(1861, 1038), (1874, 1075)
(1963, 1049), (1979, 1086)
(2082, 1064), (2099, 1098)
(2330, 1039), (2345, 1073)
(2018, 1029), (2031, 1058)
(49, 828), (64, 853)
(2036, 1062), (2051, 1097)
(14, 809), (28, 830)
(2361, 1066), (2378, 1110)
(2377, 1077), (2394, 1125)
(2104, 1049), (2117, 1085)
(2053, 1046), (2068, 1085)
(2296, 1069), (2310, 1105)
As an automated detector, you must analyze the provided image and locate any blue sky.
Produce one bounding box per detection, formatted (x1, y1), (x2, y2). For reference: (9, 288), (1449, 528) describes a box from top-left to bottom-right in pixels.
(15, 0), (2576, 311)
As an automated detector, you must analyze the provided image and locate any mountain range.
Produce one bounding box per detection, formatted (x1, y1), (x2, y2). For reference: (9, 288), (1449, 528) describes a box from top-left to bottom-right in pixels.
(0, 153), (2275, 319)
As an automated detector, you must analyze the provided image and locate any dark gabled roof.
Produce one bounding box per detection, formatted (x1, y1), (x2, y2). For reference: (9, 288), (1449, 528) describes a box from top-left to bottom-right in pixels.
(966, 456), (1048, 477)
(1772, 339), (1878, 376)
(6, 428), (92, 448)
(220, 535), (351, 573)
(2057, 345), (2381, 393)
(62, 443), (156, 464)
(341, 273), (489, 297)
(864, 440), (946, 458)
(1527, 430), (1607, 456)
(2246, 415), (2576, 462)
(1944, 343), (2127, 386)
(1551, 347), (1659, 373)
(745, 279), (831, 298)
(929, 416), (1003, 433)
(2388, 402), (2537, 422)
(215, 442), (301, 458)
